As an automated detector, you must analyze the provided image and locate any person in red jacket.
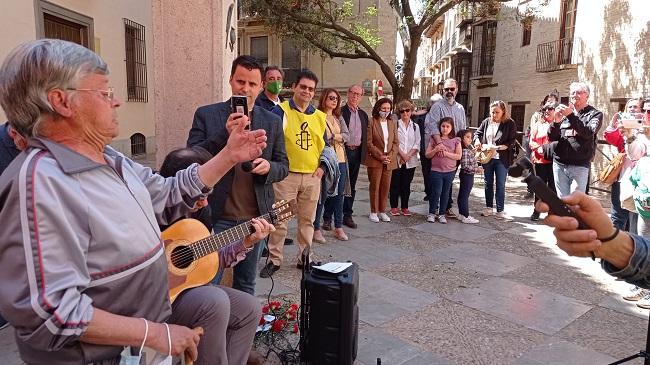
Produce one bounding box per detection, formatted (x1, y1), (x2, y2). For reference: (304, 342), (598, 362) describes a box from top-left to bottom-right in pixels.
(529, 102), (559, 220)
(602, 98), (643, 231)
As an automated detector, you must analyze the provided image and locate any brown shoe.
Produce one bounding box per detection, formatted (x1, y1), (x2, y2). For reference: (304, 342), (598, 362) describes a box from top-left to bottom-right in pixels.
(247, 350), (265, 365)
(343, 216), (357, 229)
(321, 219), (332, 231)
(334, 228), (349, 241)
(313, 230), (327, 244)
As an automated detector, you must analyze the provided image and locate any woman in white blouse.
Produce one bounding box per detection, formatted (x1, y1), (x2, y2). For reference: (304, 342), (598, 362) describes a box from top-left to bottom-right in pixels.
(389, 99), (421, 216)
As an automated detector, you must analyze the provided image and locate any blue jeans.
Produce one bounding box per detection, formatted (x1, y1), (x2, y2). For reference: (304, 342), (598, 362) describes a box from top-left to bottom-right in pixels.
(429, 170), (455, 215)
(483, 159), (508, 212)
(319, 163), (348, 228)
(610, 181), (629, 230)
(457, 171), (474, 218)
(211, 219), (264, 295)
(553, 162), (589, 198)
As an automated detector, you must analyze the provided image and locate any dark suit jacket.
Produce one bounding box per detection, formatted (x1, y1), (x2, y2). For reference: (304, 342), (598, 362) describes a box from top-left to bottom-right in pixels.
(255, 92), (284, 111)
(0, 123), (20, 174)
(474, 117), (518, 166)
(187, 101), (289, 221)
(364, 118), (398, 170)
(341, 104), (369, 159)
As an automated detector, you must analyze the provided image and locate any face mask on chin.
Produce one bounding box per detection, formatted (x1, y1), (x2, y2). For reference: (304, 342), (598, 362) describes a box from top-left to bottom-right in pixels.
(379, 111), (390, 119)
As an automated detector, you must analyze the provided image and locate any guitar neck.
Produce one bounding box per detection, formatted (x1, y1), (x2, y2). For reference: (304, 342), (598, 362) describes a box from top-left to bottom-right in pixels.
(191, 212), (272, 260)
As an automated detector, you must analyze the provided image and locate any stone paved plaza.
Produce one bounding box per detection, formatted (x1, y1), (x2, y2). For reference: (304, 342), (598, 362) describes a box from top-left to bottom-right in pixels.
(0, 167), (647, 365)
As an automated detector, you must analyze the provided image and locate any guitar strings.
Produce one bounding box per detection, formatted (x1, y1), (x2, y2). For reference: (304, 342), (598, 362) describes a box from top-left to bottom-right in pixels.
(169, 212), (272, 264)
(168, 208), (291, 264)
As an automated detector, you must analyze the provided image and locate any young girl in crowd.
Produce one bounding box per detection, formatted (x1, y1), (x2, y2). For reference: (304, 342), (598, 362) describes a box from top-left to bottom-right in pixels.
(457, 129), (482, 224)
(425, 117), (461, 223)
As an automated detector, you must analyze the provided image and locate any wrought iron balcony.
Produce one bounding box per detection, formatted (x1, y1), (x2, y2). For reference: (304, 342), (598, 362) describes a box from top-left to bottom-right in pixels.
(536, 38), (575, 72)
(471, 47), (494, 78)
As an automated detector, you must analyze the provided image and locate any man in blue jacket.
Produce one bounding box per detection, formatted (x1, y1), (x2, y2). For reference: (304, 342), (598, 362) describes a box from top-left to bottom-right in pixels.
(187, 55), (289, 295)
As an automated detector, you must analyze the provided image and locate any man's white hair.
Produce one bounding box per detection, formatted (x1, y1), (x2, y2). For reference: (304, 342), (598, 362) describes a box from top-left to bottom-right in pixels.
(570, 81), (590, 96)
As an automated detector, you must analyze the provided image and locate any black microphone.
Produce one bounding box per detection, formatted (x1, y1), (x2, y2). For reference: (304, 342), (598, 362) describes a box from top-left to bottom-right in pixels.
(241, 161), (254, 172)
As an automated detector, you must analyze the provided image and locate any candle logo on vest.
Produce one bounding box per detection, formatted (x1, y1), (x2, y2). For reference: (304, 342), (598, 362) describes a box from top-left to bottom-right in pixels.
(296, 121), (313, 150)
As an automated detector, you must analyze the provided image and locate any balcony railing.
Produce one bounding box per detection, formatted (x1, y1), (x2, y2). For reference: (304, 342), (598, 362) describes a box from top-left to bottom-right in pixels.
(536, 38), (574, 72)
(471, 47), (495, 78)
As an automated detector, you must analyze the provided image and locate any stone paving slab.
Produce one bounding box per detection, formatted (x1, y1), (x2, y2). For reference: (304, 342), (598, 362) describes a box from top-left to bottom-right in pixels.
(512, 338), (617, 365)
(357, 327), (448, 365)
(357, 271), (440, 325)
(383, 299), (551, 364)
(429, 243), (536, 276)
(346, 218), (403, 238)
(410, 220), (498, 242)
(358, 296), (412, 326)
(557, 306), (649, 359)
(598, 294), (650, 320)
(447, 277), (592, 335)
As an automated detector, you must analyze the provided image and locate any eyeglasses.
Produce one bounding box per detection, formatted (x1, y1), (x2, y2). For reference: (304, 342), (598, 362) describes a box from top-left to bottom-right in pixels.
(443, 87), (456, 92)
(67, 87), (115, 102)
(328, 95), (339, 101)
(297, 84), (315, 92)
(398, 109), (411, 114)
(348, 91), (362, 97)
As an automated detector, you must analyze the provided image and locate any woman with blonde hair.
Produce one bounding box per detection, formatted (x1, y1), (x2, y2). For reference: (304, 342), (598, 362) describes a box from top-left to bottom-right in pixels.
(474, 100), (517, 219)
(390, 99), (420, 216)
(364, 97), (398, 223)
(313, 88), (351, 242)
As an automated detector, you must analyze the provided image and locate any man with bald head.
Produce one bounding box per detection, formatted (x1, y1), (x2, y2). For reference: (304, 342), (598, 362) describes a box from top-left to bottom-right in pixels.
(340, 85), (369, 229)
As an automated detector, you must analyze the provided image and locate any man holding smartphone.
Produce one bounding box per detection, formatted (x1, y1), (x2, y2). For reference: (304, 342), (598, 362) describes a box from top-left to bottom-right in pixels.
(187, 55), (289, 296)
(548, 81), (603, 198)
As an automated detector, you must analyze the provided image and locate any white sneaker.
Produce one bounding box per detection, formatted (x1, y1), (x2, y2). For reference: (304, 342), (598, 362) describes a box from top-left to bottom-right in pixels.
(427, 214), (436, 223)
(461, 215), (479, 224)
(481, 208), (494, 217)
(369, 213), (379, 223)
(378, 212), (391, 222)
(438, 216), (447, 224)
(624, 286), (649, 301)
(637, 292), (650, 309)
(495, 211), (513, 220)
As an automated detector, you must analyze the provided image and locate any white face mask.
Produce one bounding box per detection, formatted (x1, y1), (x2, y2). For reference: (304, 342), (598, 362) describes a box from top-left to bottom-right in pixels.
(379, 111), (390, 119)
(158, 323), (173, 365)
(119, 319), (148, 365)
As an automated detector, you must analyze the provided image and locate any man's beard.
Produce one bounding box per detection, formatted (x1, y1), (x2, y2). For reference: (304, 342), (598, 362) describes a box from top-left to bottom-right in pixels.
(445, 92), (455, 103)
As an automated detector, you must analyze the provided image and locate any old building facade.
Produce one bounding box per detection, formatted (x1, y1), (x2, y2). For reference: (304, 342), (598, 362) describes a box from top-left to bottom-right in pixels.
(0, 0), (235, 164)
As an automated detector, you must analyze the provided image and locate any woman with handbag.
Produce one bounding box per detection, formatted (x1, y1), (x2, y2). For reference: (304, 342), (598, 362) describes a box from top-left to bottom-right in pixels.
(529, 102), (558, 220)
(364, 98), (398, 223)
(474, 100), (517, 219)
(313, 88), (351, 242)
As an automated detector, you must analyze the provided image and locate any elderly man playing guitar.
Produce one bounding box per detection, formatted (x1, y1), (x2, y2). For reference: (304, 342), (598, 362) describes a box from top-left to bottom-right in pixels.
(0, 39), (273, 365)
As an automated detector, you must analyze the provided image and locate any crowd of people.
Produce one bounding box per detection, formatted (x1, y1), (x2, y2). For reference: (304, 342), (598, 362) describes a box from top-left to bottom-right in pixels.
(0, 38), (649, 365)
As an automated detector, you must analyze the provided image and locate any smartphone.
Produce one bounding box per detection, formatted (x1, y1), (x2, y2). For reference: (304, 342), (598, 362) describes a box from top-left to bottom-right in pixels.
(621, 118), (643, 129)
(231, 95), (249, 117)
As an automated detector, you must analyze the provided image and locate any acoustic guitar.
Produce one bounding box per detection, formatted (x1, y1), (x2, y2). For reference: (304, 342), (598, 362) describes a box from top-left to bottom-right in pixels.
(162, 200), (295, 303)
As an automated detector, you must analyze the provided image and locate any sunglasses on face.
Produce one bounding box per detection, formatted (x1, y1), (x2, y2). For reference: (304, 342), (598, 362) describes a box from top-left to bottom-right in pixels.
(298, 84), (315, 92)
(328, 95), (339, 101)
(398, 109), (410, 114)
(444, 87), (456, 92)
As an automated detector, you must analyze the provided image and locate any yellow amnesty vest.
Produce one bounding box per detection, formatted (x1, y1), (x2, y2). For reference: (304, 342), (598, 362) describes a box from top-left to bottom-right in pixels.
(279, 101), (326, 173)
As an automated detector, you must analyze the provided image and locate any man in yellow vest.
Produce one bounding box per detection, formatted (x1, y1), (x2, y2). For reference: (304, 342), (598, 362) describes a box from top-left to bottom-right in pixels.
(260, 70), (327, 277)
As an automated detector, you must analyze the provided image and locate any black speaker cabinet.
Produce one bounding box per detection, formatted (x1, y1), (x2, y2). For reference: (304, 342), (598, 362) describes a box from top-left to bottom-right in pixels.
(300, 263), (359, 365)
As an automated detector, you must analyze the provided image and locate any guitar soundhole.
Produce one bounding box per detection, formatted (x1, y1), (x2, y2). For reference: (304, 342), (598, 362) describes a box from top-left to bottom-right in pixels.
(170, 245), (195, 269)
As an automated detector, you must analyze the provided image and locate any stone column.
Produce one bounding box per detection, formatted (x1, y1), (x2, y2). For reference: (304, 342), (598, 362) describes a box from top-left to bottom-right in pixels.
(152, 0), (237, 166)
